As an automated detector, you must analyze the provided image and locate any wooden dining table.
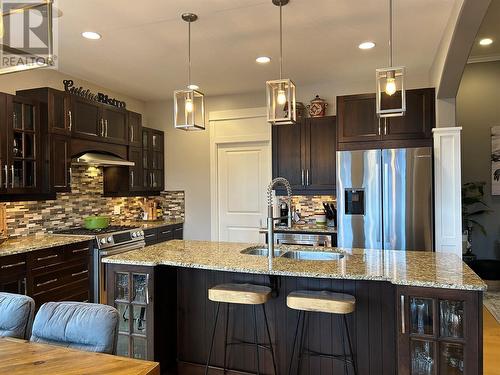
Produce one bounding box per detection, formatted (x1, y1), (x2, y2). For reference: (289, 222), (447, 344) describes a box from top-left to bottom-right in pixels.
(0, 337), (160, 375)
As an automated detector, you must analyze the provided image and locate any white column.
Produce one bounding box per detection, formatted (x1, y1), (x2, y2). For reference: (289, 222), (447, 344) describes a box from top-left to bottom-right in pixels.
(433, 127), (462, 256)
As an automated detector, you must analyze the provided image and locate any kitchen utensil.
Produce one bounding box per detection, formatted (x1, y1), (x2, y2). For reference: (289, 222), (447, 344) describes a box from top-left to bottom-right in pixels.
(83, 216), (111, 230)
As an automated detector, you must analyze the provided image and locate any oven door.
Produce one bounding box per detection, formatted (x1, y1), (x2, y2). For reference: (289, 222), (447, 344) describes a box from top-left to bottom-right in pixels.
(274, 233), (332, 247)
(94, 240), (145, 304)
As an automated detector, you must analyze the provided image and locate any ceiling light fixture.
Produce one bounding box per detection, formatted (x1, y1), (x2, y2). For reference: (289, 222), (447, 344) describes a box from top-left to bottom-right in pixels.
(256, 56), (271, 64)
(359, 41), (376, 50)
(174, 13), (205, 131)
(82, 31), (101, 40)
(266, 0), (296, 126)
(376, 0), (406, 118)
(479, 38), (493, 46)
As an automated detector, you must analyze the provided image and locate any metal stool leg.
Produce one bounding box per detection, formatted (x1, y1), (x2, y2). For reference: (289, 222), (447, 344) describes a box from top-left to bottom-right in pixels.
(288, 310), (303, 375)
(339, 315), (348, 374)
(262, 304), (278, 375)
(205, 302), (221, 375)
(344, 315), (358, 375)
(223, 303), (230, 374)
(252, 305), (261, 375)
(296, 311), (309, 375)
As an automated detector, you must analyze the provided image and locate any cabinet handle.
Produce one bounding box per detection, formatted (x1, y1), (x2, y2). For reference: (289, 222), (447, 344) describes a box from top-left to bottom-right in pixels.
(401, 295), (406, 334)
(145, 233), (156, 238)
(36, 254), (58, 261)
(69, 167), (72, 187)
(100, 119), (104, 136)
(11, 165), (14, 188)
(68, 110), (72, 131)
(3, 165), (7, 188)
(130, 125), (134, 142)
(145, 273), (150, 304)
(23, 277), (27, 295)
(301, 169), (304, 186)
(378, 118), (382, 135)
(36, 278), (58, 287)
(72, 247), (88, 254)
(306, 169), (309, 186)
(130, 170), (134, 187)
(105, 120), (108, 137)
(1, 261), (26, 269)
(71, 270), (88, 277)
(161, 230), (172, 235)
(0, 162), (2, 188)
(384, 118), (388, 135)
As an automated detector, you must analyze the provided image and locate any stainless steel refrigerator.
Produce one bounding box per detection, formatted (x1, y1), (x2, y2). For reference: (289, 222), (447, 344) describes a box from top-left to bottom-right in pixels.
(336, 147), (433, 251)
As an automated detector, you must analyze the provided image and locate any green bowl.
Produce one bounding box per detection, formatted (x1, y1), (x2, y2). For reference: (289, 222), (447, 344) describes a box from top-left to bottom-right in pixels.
(84, 216), (111, 230)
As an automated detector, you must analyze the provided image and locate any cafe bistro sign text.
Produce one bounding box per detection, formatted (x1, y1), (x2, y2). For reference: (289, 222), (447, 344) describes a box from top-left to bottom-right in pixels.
(63, 80), (127, 109)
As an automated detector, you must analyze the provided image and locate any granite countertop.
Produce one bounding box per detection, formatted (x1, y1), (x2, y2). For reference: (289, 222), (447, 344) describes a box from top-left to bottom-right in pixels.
(271, 224), (337, 234)
(103, 240), (486, 291)
(0, 234), (94, 257)
(117, 219), (184, 230)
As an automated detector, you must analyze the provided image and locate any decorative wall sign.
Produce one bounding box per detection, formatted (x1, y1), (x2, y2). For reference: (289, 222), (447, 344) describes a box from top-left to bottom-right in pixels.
(63, 80), (126, 109)
(492, 126), (500, 195)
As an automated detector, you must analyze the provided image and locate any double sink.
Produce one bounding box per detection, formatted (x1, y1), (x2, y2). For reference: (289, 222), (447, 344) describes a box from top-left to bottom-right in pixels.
(241, 246), (344, 261)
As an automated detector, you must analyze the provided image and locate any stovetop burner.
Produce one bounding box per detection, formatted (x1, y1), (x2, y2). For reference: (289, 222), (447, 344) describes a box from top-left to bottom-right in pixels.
(55, 225), (139, 236)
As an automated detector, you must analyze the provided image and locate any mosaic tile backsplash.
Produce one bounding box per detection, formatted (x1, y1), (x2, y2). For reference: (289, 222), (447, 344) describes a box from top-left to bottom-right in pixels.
(3, 166), (184, 238)
(279, 195), (336, 222)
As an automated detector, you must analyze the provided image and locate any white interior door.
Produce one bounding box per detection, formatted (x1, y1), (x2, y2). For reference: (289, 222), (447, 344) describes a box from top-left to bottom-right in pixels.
(217, 142), (269, 243)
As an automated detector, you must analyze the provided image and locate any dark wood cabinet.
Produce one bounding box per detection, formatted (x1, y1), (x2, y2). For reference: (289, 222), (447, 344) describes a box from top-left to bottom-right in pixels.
(50, 134), (71, 192)
(142, 127), (164, 192)
(396, 286), (482, 375)
(337, 88), (435, 150)
(128, 147), (143, 192)
(128, 111), (142, 148)
(102, 106), (128, 145)
(0, 253), (27, 294)
(144, 224), (183, 246)
(70, 95), (102, 139)
(272, 116), (336, 195)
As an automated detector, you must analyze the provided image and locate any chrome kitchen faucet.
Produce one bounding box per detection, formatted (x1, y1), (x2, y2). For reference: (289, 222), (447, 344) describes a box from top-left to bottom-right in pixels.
(267, 177), (292, 269)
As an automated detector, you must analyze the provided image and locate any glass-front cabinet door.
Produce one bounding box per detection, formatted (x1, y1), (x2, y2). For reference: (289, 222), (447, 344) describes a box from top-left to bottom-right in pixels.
(397, 286), (481, 375)
(107, 265), (155, 361)
(4, 96), (40, 194)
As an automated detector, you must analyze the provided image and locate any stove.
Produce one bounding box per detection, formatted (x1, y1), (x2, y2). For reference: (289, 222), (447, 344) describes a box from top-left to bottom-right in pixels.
(53, 225), (146, 303)
(54, 225), (145, 249)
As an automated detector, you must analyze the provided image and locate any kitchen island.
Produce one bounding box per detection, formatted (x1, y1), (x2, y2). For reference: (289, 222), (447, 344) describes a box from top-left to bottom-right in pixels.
(103, 240), (486, 375)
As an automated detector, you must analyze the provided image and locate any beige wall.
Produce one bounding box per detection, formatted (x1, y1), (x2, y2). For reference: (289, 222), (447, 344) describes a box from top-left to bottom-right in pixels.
(457, 61), (500, 259)
(0, 69), (146, 115)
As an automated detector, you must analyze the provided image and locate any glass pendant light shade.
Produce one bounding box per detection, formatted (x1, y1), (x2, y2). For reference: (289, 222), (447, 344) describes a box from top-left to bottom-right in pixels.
(266, 78), (296, 125)
(376, 66), (406, 117)
(173, 12), (206, 131)
(174, 88), (205, 130)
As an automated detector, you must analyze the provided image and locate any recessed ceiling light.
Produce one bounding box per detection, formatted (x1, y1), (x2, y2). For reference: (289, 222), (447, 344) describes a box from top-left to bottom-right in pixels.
(359, 41), (376, 50)
(256, 56), (271, 64)
(187, 84), (199, 90)
(479, 38), (493, 46)
(82, 31), (101, 40)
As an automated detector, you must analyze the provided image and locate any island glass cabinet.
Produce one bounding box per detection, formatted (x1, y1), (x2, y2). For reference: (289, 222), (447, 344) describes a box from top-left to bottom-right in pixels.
(397, 286), (481, 375)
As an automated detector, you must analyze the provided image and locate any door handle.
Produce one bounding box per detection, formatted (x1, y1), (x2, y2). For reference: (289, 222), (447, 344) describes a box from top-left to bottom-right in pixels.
(301, 169), (304, 186)
(68, 110), (72, 131)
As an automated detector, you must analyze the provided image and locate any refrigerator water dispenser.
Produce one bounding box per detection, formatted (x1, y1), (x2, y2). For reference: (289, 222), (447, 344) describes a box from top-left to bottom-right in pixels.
(345, 189), (365, 215)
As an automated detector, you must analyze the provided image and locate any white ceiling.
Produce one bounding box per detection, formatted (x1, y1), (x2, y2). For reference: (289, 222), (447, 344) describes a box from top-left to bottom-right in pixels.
(469, 0), (500, 60)
(55, 0), (458, 101)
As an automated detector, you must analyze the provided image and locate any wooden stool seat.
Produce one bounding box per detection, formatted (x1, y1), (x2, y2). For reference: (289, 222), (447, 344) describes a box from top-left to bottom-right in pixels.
(287, 290), (356, 314)
(208, 283), (272, 305)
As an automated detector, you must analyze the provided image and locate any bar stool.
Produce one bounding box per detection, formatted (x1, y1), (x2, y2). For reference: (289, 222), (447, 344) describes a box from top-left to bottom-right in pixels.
(205, 283), (277, 375)
(287, 290), (357, 375)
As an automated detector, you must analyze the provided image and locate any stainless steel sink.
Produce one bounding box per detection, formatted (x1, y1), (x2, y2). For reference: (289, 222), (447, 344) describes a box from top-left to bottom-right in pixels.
(241, 247), (285, 257)
(281, 250), (344, 261)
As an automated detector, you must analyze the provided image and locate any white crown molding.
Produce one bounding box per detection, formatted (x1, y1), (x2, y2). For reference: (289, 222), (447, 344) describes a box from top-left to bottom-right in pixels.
(467, 54), (500, 64)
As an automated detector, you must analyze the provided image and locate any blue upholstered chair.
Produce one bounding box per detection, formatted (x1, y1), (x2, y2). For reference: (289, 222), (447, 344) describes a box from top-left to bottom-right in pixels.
(30, 301), (119, 354)
(0, 292), (35, 339)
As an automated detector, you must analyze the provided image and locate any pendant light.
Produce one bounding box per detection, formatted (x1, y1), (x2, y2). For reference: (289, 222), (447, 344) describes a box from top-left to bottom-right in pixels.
(376, 0), (406, 118)
(174, 13), (205, 130)
(266, 0), (296, 125)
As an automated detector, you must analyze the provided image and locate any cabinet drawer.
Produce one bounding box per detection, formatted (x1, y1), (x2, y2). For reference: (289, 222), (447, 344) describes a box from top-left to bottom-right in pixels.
(64, 242), (91, 260)
(144, 228), (158, 245)
(32, 260), (89, 294)
(0, 253), (27, 279)
(29, 247), (65, 269)
(33, 278), (90, 306)
(157, 226), (173, 241)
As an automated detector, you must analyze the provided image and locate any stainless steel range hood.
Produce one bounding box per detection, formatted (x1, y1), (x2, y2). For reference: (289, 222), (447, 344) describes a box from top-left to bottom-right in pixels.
(72, 152), (134, 167)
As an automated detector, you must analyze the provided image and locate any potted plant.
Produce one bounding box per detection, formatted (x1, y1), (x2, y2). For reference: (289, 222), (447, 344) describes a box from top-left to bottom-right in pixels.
(462, 182), (491, 255)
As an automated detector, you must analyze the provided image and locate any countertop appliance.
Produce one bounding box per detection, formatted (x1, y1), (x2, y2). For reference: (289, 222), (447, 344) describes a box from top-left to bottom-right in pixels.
(336, 147), (433, 251)
(53, 225), (145, 303)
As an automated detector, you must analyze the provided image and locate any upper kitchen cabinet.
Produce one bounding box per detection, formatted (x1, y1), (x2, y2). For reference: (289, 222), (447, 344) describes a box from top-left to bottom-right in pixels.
(142, 127), (164, 192)
(69, 96), (128, 145)
(337, 88), (435, 150)
(272, 116), (336, 195)
(0, 94), (43, 196)
(128, 111), (143, 147)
